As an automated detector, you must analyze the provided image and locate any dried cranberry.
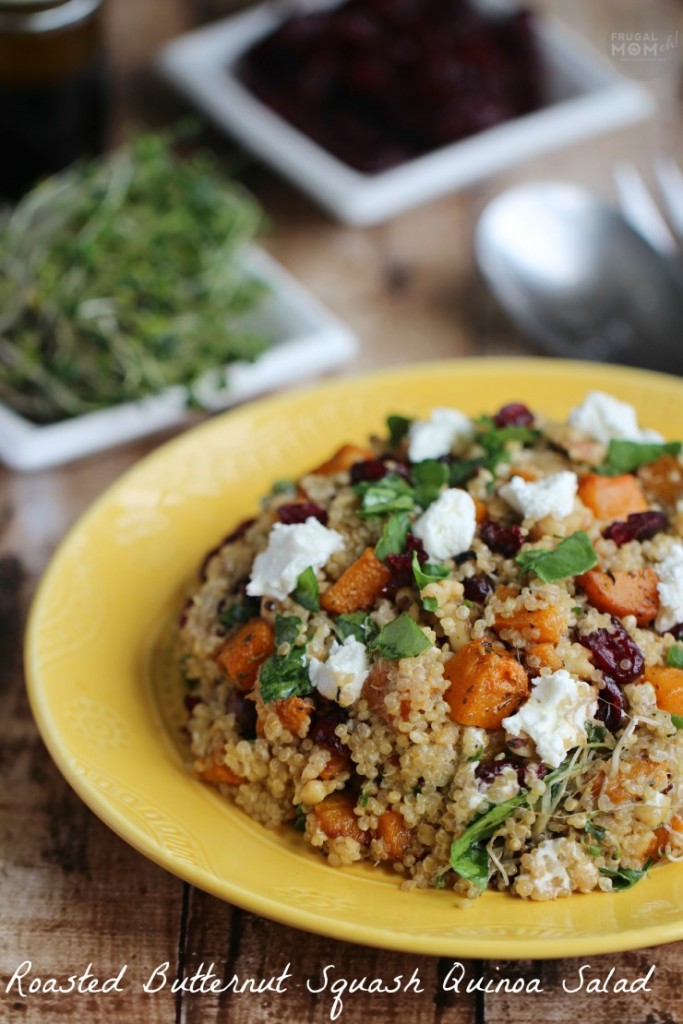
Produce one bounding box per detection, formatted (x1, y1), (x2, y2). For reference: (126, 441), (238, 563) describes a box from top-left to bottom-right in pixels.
(463, 574), (494, 604)
(480, 519), (523, 558)
(669, 623), (683, 640)
(183, 693), (201, 714)
(475, 759), (525, 786)
(277, 501), (328, 526)
(455, 549), (477, 565)
(383, 534), (427, 597)
(350, 458), (388, 484)
(579, 618), (644, 685)
(310, 706), (349, 755)
(603, 510), (668, 547)
(493, 402), (534, 428)
(595, 676), (627, 734)
(178, 597), (192, 630)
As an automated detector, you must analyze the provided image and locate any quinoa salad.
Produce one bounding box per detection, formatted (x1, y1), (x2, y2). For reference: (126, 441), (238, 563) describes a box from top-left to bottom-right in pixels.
(178, 390), (683, 901)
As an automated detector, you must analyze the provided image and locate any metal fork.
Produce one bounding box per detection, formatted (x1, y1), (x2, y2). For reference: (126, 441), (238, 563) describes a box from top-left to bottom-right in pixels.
(614, 155), (683, 259)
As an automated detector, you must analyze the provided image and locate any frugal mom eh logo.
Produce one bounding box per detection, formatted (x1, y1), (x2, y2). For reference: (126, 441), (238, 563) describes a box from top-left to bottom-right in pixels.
(609, 10), (680, 80)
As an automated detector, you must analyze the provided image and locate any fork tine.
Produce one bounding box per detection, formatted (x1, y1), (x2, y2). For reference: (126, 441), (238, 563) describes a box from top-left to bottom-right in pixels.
(653, 154), (683, 240)
(613, 161), (678, 257)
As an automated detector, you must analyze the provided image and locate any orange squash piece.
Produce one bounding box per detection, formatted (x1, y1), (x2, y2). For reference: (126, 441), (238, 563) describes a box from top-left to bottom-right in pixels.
(577, 473), (648, 520)
(638, 454), (683, 505)
(194, 758), (244, 786)
(376, 810), (412, 860)
(273, 695), (315, 735)
(444, 638), (530, 729)
(647, 815), (683, 861)
(577, 568), (659, 626)
(312, 444), (375, 476)
(321, 547), (391, 615)
(215, 618), (275, 691)
(494, 605), (568, 645)
(313, 792), (369, 843)
(643, 665), (683, 718)
(595, 758), (669, 805)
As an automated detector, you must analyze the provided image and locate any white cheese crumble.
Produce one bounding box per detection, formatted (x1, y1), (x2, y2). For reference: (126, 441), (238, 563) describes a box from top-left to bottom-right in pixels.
(308, 635), (370, 707)
(655, 542), (683, 633)
(407, 407), (473, 463)
(503, 669), (597, 769)
(568, 391), (663, 446)
(247, 517), (344, 601)
(412, 487), (476, 561)
(498, 471), (578, 521)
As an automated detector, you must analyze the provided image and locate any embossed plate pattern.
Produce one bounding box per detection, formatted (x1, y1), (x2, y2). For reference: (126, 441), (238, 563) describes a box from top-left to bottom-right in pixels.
(25, 359), (683, 958)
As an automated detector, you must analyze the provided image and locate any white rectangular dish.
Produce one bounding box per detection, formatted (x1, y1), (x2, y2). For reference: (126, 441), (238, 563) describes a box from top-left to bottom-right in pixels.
(158, 2), (655, 226)
(0, 248), (357, 472)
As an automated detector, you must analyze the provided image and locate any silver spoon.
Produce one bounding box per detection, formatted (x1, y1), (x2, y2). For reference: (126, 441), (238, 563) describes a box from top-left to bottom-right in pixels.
(475, 182), (683, 373)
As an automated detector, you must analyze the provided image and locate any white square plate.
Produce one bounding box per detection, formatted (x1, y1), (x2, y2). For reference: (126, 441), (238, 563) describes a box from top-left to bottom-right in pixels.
(158, 2), (655, 226)
(0, 248), (357, 472)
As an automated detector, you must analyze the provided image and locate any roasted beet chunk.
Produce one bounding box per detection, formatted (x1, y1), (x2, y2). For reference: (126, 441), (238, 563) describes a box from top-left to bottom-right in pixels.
(603, 510), (668, 547)
(277, 501), (328, 525)
(595, 676), (627, 734)
(475, 759), (525, 786)
(480, 519), (523, 558)
(462, 574), (495, 604)
(383, 534), (427, 598)
(350, 458), (389, 484)
(579, 618), (644, 685)
(493, 403), (534, 428)
(310, 705), (348, 755)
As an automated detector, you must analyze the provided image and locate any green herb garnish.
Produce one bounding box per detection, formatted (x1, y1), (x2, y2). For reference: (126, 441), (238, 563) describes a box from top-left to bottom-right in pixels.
(412, 550), (450, 591)
(375, 512), (410, 562)
(423, 596), (439, 612)
(259, 615), (312, 703)
(218, 596), (260, 628)
(599, 440), (682, 476)
(354, 474), (415, 517)
(671, 714), (683, 730)
(600, 865), (649, 890)
(585, 821), (606, 841)
(450, 791), (530, 886)
(0, 131), (267, 424)
(293, 805), (307, 831)
(666, 646), (683, 669)
(369, 613), (431, 660)
(585, 722), (607, 745)
(515, 531), (597, 583)
(293, 567), (319, 613)
(334, 612), (379, 645)
(412, 459), (448, 508)
(387, 414), (412, 447)
(272, 479), (297, 495)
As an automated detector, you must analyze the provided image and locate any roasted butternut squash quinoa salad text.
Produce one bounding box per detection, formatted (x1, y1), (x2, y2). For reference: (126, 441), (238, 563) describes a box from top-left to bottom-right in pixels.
(178, 392), (683, 901)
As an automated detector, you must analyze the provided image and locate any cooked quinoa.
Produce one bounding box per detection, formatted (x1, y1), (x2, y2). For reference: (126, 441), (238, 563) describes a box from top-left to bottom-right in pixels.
(178, 390), (683, 901)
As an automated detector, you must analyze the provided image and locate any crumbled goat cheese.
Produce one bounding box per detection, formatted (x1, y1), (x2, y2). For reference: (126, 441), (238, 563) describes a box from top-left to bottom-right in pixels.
(412, 488), (476, 561)
(408, 407), (473, 462)
(568, 391), (663, 446)
(656, 542), (683, 633)
(499, 471), (578, 521)
(503, 669), (597, 769)
(308, 635), (370, 707)
(247, 517), (344, 601)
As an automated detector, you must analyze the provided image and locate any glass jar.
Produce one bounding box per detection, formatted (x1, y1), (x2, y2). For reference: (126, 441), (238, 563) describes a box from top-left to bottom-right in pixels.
(0, 0), (108, 201)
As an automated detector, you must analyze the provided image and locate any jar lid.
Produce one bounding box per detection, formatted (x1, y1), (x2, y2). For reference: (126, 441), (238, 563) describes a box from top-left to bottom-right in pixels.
(0, 0), (101, 31)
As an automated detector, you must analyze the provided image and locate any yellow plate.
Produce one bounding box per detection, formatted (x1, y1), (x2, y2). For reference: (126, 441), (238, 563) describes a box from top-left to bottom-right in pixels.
(25, 358), (683, 959)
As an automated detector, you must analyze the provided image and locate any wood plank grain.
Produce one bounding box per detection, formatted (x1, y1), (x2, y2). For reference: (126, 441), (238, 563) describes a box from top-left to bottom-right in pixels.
(178, 888), (479, 1024)
(481, 946), (681, 1024)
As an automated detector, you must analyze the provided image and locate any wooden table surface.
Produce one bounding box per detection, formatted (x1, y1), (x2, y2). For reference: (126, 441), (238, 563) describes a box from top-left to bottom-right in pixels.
(2, 1), (683, 1021)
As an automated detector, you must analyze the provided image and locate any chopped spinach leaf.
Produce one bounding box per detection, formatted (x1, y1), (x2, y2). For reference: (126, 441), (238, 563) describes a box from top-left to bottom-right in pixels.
(585, 722), (607, 744)
(293, 805), (307, 831)
(423, 596), (439, 613)
(387, 414), (412, 447)
(293, 566), (319, 613)
(369, 612), (431, 660)
(335, 612), (379, 645)
(375, 512), (410, 562)
(671, 714), (683, 730)
(599, 440), (682, 477)
(354, 473), (415, 517)
(412, 459), (448, 508)
(666, 645), (683, 669)
(600, 865), (649, 890)
(448, 457), (483, 486)
(219, 596), (260, 628)
(412, 551), (450, 590)
(271, 479), (297, 495)
(259, 618), (311, 704)
(515, 531), (597, 583)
